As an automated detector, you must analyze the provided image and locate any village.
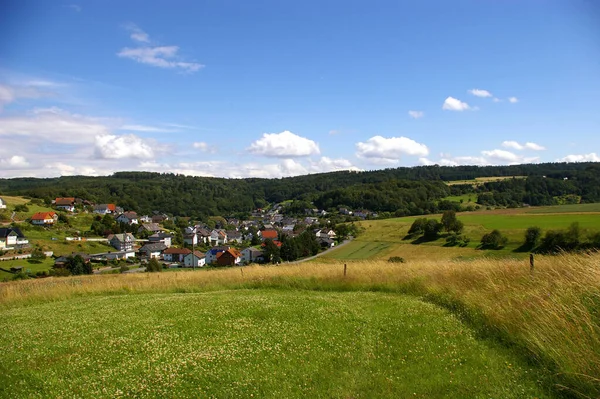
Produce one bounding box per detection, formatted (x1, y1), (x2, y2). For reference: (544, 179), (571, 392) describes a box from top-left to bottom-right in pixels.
(0, 196), (367, 275)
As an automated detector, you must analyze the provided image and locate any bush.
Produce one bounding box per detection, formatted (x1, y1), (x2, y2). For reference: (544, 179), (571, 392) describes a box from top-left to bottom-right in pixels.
(524, 226), (542, 249)
(14, 204), (29, 212)
(446, 233), (470, 247)
(387, 256), (405, 263)
(423, 219), (443, 240)
(146, 258), (162, 272)
(480, 230), (508, 250)
(407, 218), (427, 236)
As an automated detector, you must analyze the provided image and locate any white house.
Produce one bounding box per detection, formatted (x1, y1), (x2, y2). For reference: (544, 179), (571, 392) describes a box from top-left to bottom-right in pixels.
(148, 232), (172, 248)
(162, 247), (191, 262)
(93, 204), (117, 214)
(54, 197), (76, 212)
(0, 227), (28, 249)
(116, 211), (139, 225)
(0, 197), (6, 209)
(241, 247), (264, 264)
(183, 251), (206, 267)
(205, 246), (230, 264)
(107, 233), (136, 251)
(138, 243), (167, 259)
(31, 212), (58, 225)
(210, 229), (228, 246)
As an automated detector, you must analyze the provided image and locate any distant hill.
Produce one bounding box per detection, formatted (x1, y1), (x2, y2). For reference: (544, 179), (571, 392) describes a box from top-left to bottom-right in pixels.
(0, 162), (598, 218)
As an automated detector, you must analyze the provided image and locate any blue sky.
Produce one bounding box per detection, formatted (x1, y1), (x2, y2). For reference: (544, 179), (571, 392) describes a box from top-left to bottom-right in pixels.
(1, 0), (599, 178)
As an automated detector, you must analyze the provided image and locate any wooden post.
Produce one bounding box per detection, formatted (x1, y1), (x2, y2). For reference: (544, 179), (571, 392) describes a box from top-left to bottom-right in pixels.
(529, 253), (534, 274)
(240, 267), (244, 277)
(343, 263), (347, 277)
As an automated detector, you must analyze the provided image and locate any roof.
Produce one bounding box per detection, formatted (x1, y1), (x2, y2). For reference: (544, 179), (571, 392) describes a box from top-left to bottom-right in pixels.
(31, 211), (56, 220)
(163, 247), (192, 255)
(139, 243), (167, 252)
(149, 232), (172, 239)
(108, 233), (135, 242)
(185, 250), (205, 258)
(261, 229), (278, 239)
(140, 223), (161, 231)
(55, 197), (75, 205)
(261, 240), (282, 248)
(243, 247), (263, 255)
(0, 227), (25, 238)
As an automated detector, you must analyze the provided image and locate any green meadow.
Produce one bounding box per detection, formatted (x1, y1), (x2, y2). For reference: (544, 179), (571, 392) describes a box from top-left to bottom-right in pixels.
(324, 204), (600, 261)
(0, 289), (553, 398)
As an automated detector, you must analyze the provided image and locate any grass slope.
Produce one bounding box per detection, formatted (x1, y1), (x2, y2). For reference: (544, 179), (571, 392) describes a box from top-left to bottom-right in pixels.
(324, 204), (600, 261)
(0, 290), (552, 398)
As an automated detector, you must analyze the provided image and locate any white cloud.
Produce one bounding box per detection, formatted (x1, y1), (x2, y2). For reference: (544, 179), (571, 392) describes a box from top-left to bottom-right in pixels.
(118, 25), (203, 73)
(329, 129), (340, 135)
(408, 110), (424, 119)
(0, 155), (30, 169)
(0, 107), (112, 143)
(248, 130), (320, 158)
(481, 149), (521, 163)
(502, 141), (545, 151)
(557, 153), (600, 162)
(493, 98), (501, 103)
(508, 97), (519, 103)
(356, 136), (429, 164)
(120, 124), (175, 132)
(442, 96), (472, 111)
(94, 134), (154, 159)
(125, 24), (150, 43)
(468, 89), (493, 98)
(419, 157), (434, 166)
(192, 142), (216, 153)
(0, 83), (53, 111)
(524, 142), (545, 151)
(310, 157), (361, 173)
(66, 4), (81, 12)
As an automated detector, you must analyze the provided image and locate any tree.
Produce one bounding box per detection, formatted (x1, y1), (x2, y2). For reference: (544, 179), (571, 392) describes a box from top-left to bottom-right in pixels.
(146, 258), (162, 272)
(441, 210), (463, 233)
(524, 226), (542, 249)
(423, 219), (443, 240)
(280, 238), (300, 261)
(262, 239), (281, 264)
(408, 218), (427, 236)
(65, 255), (92, 275)
(480, 230), (508, 249)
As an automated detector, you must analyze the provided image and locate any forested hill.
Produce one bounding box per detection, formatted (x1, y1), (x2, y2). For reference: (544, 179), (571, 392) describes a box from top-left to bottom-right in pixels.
(0, 162), (598, 218)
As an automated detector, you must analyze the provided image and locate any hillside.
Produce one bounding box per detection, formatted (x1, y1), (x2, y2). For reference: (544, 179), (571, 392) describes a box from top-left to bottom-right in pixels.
(0, 162), (599, 218)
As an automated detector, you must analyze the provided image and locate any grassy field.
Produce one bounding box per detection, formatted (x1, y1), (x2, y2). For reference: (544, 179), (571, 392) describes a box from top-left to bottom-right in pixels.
(445, 176), (526, 186)
(0, 290), (552, 398)
(0, 254), (598, 397)
(324, 204), (600, 261)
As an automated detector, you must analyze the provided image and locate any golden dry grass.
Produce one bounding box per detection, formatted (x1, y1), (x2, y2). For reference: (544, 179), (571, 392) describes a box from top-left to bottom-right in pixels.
(1, 253), (599, 396)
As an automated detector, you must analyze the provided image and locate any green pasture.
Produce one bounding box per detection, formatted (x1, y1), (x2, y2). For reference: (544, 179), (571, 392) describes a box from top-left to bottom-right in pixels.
(0, 258), (54, 281)
(0, 290), (552, 398)
(326, 204), (600, 260)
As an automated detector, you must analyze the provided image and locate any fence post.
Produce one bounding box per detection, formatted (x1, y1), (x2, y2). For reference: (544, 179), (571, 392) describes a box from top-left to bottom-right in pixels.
(529, 253), (534, 274)
(343, 263), (347, 277)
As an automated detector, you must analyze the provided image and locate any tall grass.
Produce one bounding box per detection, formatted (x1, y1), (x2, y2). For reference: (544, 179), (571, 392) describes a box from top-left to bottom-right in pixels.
(1, 253), (598, 397)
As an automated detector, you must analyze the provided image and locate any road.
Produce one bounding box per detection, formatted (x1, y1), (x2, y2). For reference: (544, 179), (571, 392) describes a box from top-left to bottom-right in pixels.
(288, 237), (353, 264)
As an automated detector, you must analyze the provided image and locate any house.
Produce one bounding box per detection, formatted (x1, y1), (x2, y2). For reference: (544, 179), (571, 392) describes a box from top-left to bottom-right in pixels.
(210, 229), (228, 246)
(148, 232), (173, 248)
(139, 215), (152, 223)
(151, 213), (169, 223)
(54, 197), (76, 212)
(138, 223), (162, 234)
(116, 211), (138, 225)
(315, 229), (336, 239)
(183, 231), (198, 246)
(206, 246), (230, 264)
(261, 240), (282, 248)
(53, 256), (69, 268)
(318, 237), (335, 248)
(241, 247), (264, 264)
(93, 204), (117, 214)
(261, 229), (278, 241)
(304, 217), (318, 225)
(54, 252), (91, 267)
(0, 227), (28, 249)
(0, 197), (6, 209)
(216, 248), (242, 266)
(31, 212), (58, 225)
(107, 233), (136, 251)
(226, 230), (243, 244)
(282, 224), (295, 232)
(138, 243), (167, 259)
(162, 247), (191, 262)
(90, 251), (135, 261)
(183, 250), (206, 267)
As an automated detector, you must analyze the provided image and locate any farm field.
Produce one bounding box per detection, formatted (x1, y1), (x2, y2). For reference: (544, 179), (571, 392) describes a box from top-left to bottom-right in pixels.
(0, 289), (553, 398)
(324, 204), (600, 261)
(445, 176), (526, 186)
(1, 254), (598, 397)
